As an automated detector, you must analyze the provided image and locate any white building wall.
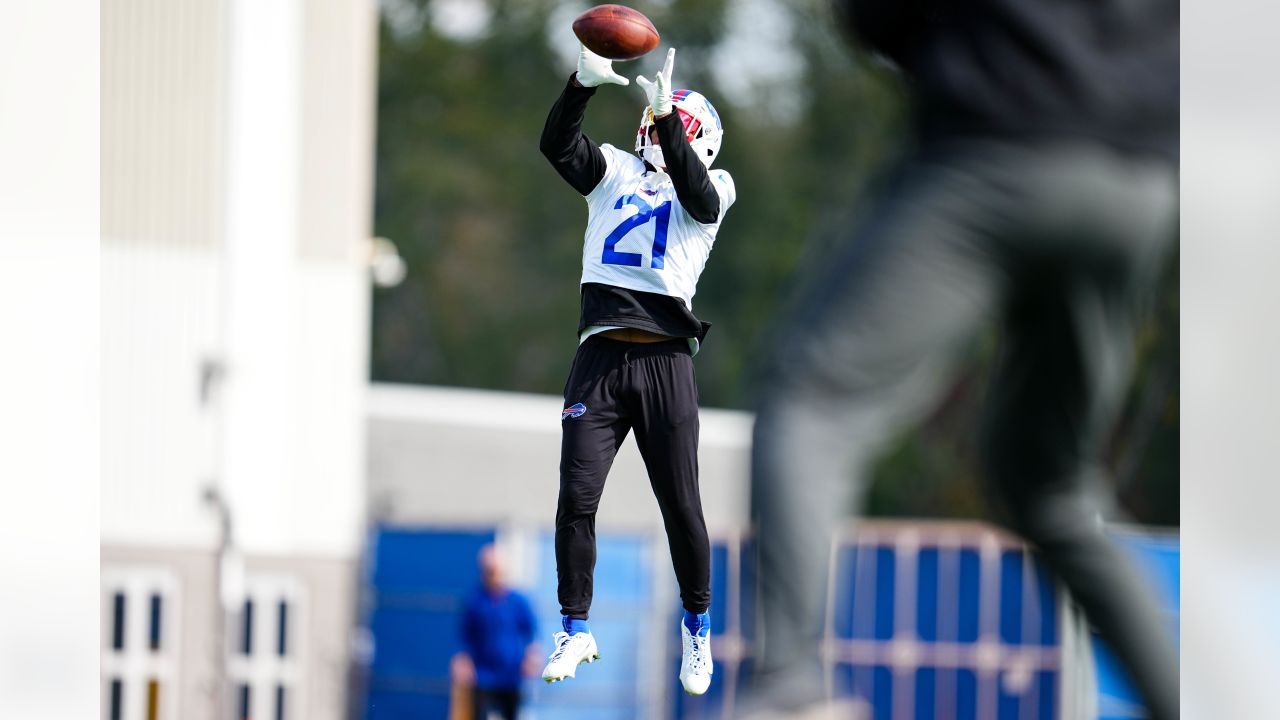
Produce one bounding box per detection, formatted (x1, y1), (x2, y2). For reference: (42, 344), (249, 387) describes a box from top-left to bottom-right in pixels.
(100, 245), (225, 549)
(101, 0), (230, 551)
(219, 0), (306, 559)
(101, 0), (376, 558)
(101, 0), (377, 718)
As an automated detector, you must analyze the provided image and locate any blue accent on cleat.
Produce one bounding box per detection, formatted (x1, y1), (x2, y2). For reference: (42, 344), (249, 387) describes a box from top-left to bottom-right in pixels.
(683, 610), (711, 637)
(562, 616), (590, 635)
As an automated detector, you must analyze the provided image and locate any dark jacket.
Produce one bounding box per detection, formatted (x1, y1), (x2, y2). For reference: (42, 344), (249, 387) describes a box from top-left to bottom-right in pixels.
(838, 0), (1179, 160)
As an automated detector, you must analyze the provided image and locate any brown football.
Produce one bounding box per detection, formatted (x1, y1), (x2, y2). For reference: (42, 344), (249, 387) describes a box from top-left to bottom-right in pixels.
(572, 5), (660, 61)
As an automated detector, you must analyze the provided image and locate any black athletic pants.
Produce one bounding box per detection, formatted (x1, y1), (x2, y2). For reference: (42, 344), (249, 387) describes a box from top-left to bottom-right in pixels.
(749, 139), (1179, 719)
(556, 335), (711, 618)
(472, 687), (520, 720)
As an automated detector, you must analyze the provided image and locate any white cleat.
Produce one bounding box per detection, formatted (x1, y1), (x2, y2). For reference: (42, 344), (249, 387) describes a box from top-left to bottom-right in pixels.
(679, 622), (713, 695)
(541, 631), (600, 683)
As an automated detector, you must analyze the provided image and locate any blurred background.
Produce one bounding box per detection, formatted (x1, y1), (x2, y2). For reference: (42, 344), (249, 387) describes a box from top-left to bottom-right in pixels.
(99, 1), (1178, 719)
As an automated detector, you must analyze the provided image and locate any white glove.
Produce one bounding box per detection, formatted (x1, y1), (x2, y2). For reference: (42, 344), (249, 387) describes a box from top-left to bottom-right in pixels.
(576, 45), (629, 87)
(636, 48), (675, 116)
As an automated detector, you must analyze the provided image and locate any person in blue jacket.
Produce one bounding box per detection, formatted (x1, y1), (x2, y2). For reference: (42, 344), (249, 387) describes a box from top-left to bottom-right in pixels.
(452, 545), (538, 720)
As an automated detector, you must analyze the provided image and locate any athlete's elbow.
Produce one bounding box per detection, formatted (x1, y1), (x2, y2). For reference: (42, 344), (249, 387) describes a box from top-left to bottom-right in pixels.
(540, 147), (574, 176)
(539, 138), (558, 162)
(687, 198), (720, 225)
(538, 128), (565, 161)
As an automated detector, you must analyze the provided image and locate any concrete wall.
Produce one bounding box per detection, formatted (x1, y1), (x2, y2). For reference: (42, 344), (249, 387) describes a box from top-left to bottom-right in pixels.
(101, 546), (219, 720)
(102, 545), (356, 720)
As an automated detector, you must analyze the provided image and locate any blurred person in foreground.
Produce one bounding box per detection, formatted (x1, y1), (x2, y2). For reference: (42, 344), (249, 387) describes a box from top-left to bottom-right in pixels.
(451, 545), (539, 720)
(742, 1), (1179, 718)
(536, 45), (734, 695)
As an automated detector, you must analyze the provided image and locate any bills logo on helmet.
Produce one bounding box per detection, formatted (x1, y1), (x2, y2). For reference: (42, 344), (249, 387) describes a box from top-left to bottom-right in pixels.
(562, 403), (587, 419)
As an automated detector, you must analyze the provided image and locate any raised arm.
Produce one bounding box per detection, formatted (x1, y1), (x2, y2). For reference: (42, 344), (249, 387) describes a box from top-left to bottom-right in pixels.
(637, 49), (720, 224)
(539, 46), (629, 196)
(654, 112), (719, 224)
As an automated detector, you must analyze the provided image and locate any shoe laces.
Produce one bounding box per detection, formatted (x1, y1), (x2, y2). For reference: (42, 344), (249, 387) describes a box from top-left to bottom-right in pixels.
(684, 630), (710, 672)
(548, 632), (571, 662)
(549, 631), (584, 663)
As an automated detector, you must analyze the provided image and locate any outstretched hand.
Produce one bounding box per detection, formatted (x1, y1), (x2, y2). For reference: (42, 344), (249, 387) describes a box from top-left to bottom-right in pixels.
(576, 45), (630, 87)
(636, 48), (676, 117)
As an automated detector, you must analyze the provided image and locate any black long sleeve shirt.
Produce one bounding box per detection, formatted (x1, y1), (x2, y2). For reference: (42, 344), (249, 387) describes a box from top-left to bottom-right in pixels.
(837, 0), (1178, 161)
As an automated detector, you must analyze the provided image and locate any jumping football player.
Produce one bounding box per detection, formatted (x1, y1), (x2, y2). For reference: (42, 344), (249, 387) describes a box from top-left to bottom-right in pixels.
(536, 45), (735, 697)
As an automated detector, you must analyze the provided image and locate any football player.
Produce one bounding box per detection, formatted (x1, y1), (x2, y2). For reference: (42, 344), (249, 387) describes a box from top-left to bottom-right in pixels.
(536, 45), (735, 697)
(741, 1), (1179, 718)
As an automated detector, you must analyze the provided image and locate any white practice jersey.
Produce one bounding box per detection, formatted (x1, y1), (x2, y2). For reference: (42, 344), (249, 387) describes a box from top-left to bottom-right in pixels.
(580, 144), (736, 309)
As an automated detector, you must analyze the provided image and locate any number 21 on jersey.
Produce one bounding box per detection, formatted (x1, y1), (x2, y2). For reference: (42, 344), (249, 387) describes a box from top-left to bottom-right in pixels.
(602, 194), (671, 270)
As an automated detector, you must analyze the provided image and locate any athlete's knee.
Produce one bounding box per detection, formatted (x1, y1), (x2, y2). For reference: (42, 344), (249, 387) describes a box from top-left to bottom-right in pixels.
(557, 474), (605, 517)
(998, 481), (1107, 554)
(756, 343), (905, 423)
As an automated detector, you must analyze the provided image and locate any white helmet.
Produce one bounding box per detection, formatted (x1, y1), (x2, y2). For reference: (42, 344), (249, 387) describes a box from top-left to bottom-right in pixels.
(634, 88), (724, 171)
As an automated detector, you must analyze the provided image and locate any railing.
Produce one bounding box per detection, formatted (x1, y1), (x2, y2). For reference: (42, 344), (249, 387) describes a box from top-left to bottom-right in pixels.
(357, 521), (1178, 720)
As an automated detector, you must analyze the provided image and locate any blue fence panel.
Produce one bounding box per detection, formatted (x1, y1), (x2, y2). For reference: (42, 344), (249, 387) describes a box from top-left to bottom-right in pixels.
(995, 669), (1056, 720)
(364, 685), (450, 720)
(957, 548), (983, 644)
(831, 544), (898, 642)
(917, 546), (984, 645)
(362, 527), (495, 720)
(671, 528), (1065, 720)
(833, 663), (894, 720)
(358, 523), (1176, 720)
(998, 550), (1058, 647)
(525, 531), (653, 720)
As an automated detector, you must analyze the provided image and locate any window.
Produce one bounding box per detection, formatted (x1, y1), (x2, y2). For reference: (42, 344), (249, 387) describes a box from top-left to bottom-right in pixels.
(108, 678), (123, 720)
(277, 600), (288, 657)
(111, 593), (126, 651)
(241, 599), (254, 656)
(148, 594), (163, 652)
(146, 679), (160, 720)
(101, 568), (179, 720)
(227, 574), (305, 720)
(237, 684), (251, 720)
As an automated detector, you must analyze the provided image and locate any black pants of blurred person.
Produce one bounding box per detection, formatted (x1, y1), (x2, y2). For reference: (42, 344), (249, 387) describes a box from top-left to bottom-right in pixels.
(472, 687), (520, 720)
(748, 139), (1179, 720)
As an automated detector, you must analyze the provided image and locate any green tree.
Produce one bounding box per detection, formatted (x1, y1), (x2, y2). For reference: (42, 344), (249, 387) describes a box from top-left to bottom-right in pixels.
(370, 0), (1178, 525)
